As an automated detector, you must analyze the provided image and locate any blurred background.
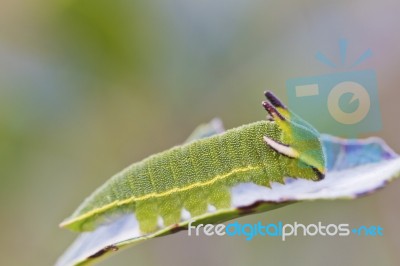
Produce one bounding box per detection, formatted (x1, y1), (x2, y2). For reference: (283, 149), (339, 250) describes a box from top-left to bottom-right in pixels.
(1, 0), (399, 265)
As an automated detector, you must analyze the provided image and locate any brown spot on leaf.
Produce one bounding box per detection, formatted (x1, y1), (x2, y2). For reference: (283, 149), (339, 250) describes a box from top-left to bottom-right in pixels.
(88, 245), (119, 259)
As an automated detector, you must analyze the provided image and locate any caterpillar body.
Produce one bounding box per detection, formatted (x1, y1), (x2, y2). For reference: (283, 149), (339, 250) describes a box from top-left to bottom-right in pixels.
(60, 92), (325, 233)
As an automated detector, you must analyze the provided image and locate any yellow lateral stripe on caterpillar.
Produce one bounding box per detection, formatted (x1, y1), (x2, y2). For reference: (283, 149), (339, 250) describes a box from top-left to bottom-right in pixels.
(60, 165), (259, 228)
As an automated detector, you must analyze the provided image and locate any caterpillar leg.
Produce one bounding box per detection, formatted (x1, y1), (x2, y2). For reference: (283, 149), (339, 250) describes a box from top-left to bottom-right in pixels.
(135, 199), (159, 233)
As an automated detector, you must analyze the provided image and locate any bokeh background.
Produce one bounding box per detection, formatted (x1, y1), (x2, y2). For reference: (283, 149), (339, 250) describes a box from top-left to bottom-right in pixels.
(1, 0), (400, 265)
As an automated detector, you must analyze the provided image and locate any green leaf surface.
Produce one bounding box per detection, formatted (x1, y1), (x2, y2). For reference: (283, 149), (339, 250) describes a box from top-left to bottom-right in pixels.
(56, 119), (400, 266)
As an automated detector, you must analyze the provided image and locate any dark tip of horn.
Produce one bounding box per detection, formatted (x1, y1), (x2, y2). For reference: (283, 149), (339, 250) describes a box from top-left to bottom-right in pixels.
(262, 101), (285, 121)
(264, 91), (286, 109)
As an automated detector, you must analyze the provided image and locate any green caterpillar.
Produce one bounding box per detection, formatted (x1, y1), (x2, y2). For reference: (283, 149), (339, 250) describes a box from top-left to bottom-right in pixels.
(60, 91), (325, 233)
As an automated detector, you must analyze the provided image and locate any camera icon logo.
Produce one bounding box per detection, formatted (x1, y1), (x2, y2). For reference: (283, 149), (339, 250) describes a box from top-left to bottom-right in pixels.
(286, 40), (381, 137)
(327, 81), (370, 125)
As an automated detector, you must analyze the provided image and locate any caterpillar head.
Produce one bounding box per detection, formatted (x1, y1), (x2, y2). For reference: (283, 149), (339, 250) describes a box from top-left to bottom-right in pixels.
(262, 91), (326, 181)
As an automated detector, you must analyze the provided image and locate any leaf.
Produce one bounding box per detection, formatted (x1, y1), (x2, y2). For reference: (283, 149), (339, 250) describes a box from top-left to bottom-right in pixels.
(56, 119), (400, 266)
